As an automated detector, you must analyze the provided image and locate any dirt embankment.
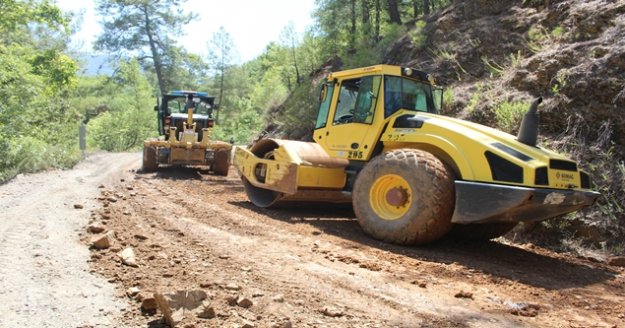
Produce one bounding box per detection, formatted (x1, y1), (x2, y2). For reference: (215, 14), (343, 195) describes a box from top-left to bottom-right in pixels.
(83, 165), (625, 328)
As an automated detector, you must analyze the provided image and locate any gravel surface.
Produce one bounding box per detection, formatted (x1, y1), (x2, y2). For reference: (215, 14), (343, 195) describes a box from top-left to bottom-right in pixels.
(1, 153), (624, 328)
(0, 153), (140, 328)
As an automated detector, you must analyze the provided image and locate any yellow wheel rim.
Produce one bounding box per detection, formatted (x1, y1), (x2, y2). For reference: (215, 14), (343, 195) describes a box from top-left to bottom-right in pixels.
(369, 174), (412, 221)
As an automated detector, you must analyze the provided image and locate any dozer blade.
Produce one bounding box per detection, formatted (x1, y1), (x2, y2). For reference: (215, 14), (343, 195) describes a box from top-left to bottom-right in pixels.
(451, 181), (601, 224)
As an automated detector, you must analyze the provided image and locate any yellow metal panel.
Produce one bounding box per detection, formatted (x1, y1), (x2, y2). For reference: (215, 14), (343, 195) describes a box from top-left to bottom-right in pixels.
(549, 169), (582, 189)
(233, 146), (299, 194)
(297, 166), (346, 188)
(170, 148), (205, 164)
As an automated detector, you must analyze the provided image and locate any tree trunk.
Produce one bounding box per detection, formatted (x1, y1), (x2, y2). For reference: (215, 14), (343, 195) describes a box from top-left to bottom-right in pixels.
(142, 4), (166, 94)
(350, 0), (356, 51)
(375, 0), (380, 42)
(413, 0), (419, 18)
(423, 0), (430, 15)
(361, 0), (370, 25)
(217, 69), (224, 124)
(362, 0), (371, 45)
(387, 0), (402, 24)
(291, 46), (301, 85)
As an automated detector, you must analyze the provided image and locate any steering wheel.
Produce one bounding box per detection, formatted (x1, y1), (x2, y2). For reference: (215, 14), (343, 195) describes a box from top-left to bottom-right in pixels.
(334, 114), (353, 124)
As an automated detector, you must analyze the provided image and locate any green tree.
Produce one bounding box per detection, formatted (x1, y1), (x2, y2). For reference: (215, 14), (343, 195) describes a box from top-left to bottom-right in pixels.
(207, 26), (237, 124)
(0, 0), (81, 182)
(94, 0), (195, 94)
(85, 60), (156, 151)
(280, 22), (302, 88)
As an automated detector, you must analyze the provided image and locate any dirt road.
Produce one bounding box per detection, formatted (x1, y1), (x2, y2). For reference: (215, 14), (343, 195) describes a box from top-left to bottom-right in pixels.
(1, 153), (623, 327)
(0, 153), (140, 328)
(82, 157), (624, 328)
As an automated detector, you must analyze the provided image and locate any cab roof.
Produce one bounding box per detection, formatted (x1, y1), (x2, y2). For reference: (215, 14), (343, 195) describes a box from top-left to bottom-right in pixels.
(166, 90), (210, 97)
(327, 64), (433, 84)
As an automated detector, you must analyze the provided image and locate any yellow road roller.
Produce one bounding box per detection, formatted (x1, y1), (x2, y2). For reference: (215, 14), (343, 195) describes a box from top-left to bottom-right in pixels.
(233, 65), (600, 245)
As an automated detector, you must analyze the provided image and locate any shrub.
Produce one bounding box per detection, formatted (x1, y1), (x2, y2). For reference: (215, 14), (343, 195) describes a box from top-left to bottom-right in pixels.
(493, 100), (529, 133)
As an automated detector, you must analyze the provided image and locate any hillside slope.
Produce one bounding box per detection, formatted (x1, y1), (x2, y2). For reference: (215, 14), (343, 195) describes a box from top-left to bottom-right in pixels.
(387, 0), (624, 142)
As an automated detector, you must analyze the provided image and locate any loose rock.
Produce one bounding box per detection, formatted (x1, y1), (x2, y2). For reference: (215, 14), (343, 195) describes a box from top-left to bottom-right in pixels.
(120, 247), (138, 267)
(141, 297), (158, 314)
(87, 224), (105, 234)
(155, 290), (208, 327)
(454, 291), (473, 299)
(73, 204), (84, 209)
(237, 297), (253, 308)
(226, 295), (238, 306)
(127, 286), (140, 297)
(134, 234), (148, 241)
(197, 301), (216, 319)
(320, 306), (344, 317)
(91, 231), (115, 249)
(608, 256), (625, 267)
(506, 301), (541, 317)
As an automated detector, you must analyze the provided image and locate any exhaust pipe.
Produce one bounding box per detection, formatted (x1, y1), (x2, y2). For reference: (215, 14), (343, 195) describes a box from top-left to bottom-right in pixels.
(517, 97), (542, 147)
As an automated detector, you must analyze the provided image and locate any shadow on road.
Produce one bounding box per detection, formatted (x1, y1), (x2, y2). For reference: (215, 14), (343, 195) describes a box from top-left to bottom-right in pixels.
(228, 200), (617, 290)
(138, 166), (241, 182)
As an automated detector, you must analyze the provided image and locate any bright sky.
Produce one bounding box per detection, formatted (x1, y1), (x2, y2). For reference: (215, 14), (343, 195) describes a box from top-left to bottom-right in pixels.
(56, 0), (316, 63)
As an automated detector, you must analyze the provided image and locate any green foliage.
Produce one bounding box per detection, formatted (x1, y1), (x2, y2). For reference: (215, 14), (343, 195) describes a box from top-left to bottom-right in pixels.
(466, 83), (487, 113)
(84, 60), (156, 151)
(551, 26), (565, 38)
(482, 56), (505, 77)
(550, 68), (569, 94)
(95, 0), (196, 94)
(526, 25), (554, 53)
(493, 100), (530, 133)
(0, 1), (80, 183)
(408, 20), (427, 48)
(441, 88), (454, 114)
(509, 50), (524, 68)
(31, 49), (78, 93)
(345, 23), (405, 69)
(0, 0), (68, 36)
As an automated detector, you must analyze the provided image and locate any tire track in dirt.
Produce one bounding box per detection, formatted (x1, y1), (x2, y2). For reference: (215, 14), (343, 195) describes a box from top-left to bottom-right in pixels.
(82, 166), (625, 327)
(167, 206), (520, 327)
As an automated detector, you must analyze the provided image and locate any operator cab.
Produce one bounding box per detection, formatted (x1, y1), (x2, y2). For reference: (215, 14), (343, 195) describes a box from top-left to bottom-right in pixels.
(314, 65), (443, 162)
(156, 90), (216, 140)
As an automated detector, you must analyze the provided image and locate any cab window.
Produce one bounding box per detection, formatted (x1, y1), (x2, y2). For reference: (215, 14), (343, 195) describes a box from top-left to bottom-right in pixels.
(333, 76), (381, 125)
(384, 76), (435, 117)
(315, 83), (334, 129)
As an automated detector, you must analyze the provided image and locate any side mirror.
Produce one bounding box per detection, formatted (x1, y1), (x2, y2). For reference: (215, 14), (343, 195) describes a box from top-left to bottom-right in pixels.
(213, 104), (220, 110)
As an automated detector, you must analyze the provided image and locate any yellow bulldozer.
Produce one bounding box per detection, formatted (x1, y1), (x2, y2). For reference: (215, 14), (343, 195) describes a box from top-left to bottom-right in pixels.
(143, 91), (231, 175)
(233, 65), (600, 245)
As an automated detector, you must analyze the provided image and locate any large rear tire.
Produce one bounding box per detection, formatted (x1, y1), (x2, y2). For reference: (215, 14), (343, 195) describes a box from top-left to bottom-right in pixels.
(449, 222), (518, 240)
(212, 149), (230, 176)
(353, 149), (455, 245)
(142, 146), (158, 172)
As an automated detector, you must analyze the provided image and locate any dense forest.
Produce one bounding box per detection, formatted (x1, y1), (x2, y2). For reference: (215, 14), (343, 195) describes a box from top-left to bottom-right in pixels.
(1, 0), (623, 253)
